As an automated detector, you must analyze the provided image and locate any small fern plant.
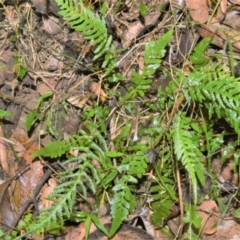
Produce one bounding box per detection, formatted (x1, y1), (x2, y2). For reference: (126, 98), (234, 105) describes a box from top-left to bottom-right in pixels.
(15, 123), (108, 239)
(14, 1), (240, 238)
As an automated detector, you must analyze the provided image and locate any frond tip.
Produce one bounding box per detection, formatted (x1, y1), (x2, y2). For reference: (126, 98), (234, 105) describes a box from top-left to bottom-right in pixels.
(56, 0), (112, 60)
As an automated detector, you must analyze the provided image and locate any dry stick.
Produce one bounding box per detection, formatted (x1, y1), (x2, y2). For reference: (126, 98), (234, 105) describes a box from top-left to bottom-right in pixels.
(11, 168), (53, 228)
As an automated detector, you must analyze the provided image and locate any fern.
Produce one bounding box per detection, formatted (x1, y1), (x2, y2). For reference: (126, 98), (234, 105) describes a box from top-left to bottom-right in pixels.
(15, 161), (99, 239)
(17, 123), (107, 238)
(187, 64), (240, 137)
(188, 64), (240, 116)
(55, 0), (116, 72)
(125, 30), (173, 100)
(109, 176), (137, 237)
(121, 147), (149, 178)
(33, 140), (71, 158)
(173, 113), (205, 204)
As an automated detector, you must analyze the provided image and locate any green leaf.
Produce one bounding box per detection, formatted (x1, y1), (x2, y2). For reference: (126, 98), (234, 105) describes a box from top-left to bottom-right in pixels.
(0, 109), (12, 117)
(84, 215), (91, 240)
(100, 2), (108, 15)
(26, 110), (40, 131)
(109, 186), (132, 237)
(139, 3), (147, 16)
(91, 214), (109, 236)
(13, 56), (27, 80)
(69, 211), (88, 222)
(100, 169), (118, 186)
(106, 151), (124, 157)
(151, 198), (173, 226)
(32, 140), (71, 158)
(182, 205), (202, 229)
(190, 38), (211, 67)
(173, 113), (205, 204)
(37, 91), (53, 109)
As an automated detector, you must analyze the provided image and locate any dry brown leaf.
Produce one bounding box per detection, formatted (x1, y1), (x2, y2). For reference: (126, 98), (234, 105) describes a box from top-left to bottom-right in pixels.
(90, 82), (107, 102)
(197, 200), (220, 235)
(220, 0), (228, 14)
(123, 22), (144, 47)
(31, 0), (48, 14)
(41, 178), (58, 209)
(230, 0), (240, 4)
(5, 6), (17, 25)
(65, 216), (111, 240)
(0, 179), (17, 229)
(122, 13), (160, 47)
(197, 20), (240, 51)
(67, 92), (91, 108)
(18, 161), (44, 205)
(0, 126), (9, 174)
(12, 128), (40, 164)
(185, 0), (209, 24)
(37, 78), (57, 95)
(12, 128), (32, 149)
(22, 141), (39, 164)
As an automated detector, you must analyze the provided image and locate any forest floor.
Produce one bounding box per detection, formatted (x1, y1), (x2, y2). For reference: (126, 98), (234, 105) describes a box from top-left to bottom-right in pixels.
(0, 0), (240, 239)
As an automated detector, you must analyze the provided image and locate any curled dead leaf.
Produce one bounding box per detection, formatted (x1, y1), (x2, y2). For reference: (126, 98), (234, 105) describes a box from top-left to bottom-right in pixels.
(185, 0), (209, 24)
(90, 82), (107, 102)
(197, 200), (220, 235)
(67, 92), (91, 108)
(0, 126), (9, 174)
(41, 178), (58, 209)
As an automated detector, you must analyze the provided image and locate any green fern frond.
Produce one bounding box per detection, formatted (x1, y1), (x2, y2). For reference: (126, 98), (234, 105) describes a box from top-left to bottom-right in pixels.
(122, 153), (148, 178)
(33, 140), (71, 158)
(22, 126), (107, 238)
(126, 30), (173, 99)
(56, 0), (112, 60)
(109, 185), (136, 237)
(173, 114), (205, 204)
(188, 64), (240, 135)
(16, 158), (100, 239)
(189, 64), (240, 117)
(225, 109), (240, 136)
(143, 29), (173, 77)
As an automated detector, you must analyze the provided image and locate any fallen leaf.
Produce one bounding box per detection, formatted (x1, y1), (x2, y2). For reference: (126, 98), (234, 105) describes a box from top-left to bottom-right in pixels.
(0, 126), (9, 174)
(67, 92), (91, 108)
(0, 179), (16, 229)
(18, 161), (44, 205)
(65, 216), (111, 240)
(197, 200), (220, 235)
(220, 0), (228, 14)
(185, 0), (209, 24)
(41, 178), (58, 209)
(90, 82), (107, 102)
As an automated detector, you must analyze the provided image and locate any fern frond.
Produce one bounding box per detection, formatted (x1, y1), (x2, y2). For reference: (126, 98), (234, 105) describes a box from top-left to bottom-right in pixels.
(33, 140), (71, 158)
(56, 0), (110, 60)
(189, 64), (240, 118)
(122, 153), (148, 178)
(109, 185), (136, 237)
(22, 125), (107, 238)
(126, 30), (173, 99)
(173, 114), (205, 204)
(15, 159), (100, 240)
(143, 29), (173, 77)
(225, 109), (240, 136)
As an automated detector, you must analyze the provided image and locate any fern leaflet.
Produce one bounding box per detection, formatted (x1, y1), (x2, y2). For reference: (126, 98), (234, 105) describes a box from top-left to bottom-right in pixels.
(33, 140), (71, 158)
(173, 113), (205, 204)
